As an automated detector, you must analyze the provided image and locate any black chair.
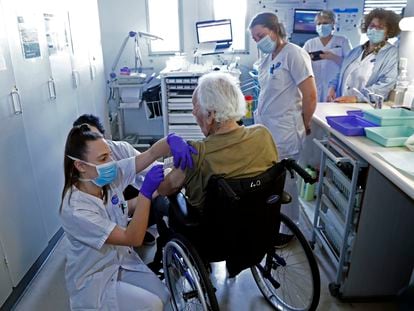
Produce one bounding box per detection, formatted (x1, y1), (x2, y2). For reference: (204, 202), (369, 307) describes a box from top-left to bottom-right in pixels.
(160, 159), (321, 311)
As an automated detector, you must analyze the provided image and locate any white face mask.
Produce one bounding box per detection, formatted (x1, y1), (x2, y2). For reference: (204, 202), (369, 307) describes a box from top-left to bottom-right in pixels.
(367, 28), (385, 44)
(257, 35), (277, 54)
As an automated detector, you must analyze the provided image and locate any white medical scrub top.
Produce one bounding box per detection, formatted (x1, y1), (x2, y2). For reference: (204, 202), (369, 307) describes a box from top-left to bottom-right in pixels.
(255, 42), (314, 158)
(303, 35), (351, 102)
(106, 140), (159, 190)
(341, 51), (376, 97)
(61, 157), (150, 310)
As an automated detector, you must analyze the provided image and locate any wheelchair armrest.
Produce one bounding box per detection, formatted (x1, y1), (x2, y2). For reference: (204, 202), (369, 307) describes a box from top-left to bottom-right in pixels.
(168, 192), (199, 227)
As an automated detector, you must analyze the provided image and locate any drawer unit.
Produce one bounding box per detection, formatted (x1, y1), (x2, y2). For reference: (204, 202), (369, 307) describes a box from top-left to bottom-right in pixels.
(312, 136), (368, 296)
(161, 73), (201, 140)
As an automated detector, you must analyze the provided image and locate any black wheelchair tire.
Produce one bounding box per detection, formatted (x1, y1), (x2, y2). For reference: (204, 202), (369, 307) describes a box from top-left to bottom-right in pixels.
(251, 213), (321, 311)
(163, 234), (219, 311)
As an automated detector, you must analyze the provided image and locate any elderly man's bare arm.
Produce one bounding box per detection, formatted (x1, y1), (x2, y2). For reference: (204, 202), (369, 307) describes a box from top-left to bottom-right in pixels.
(157, 168), (186, 196)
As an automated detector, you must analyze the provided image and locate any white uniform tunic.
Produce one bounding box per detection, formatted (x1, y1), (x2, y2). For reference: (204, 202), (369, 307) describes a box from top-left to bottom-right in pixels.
(61, 157), (152, 310)
(254, 42), (313, 159)
(106, 140), (159, 190)
(303, 35), (351, 102)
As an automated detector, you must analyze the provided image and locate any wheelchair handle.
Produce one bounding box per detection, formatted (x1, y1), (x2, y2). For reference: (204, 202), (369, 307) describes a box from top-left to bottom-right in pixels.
(282, 159), (317, 184)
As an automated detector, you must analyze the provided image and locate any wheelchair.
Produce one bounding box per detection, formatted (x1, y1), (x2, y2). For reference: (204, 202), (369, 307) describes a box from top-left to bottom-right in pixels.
(155, 159), (320, 311)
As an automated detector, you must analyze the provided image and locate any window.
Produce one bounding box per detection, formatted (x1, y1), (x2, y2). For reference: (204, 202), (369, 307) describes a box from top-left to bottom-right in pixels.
(363, 0), (407, 15)
(146, 0), (181, 53)
(213, 0), (247, 51)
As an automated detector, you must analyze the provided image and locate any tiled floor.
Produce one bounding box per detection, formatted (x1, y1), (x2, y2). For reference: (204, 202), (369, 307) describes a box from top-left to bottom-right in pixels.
(12, 221), (413, 311)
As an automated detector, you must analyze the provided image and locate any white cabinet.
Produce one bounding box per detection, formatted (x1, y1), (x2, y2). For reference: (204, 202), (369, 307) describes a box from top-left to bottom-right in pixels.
(0, 0), (48, 286)
(0, 0), (107, 306)
(0, 240), (13, 306)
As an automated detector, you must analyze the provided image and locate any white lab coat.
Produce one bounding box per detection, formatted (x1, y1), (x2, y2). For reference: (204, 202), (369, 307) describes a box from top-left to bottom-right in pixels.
(341, 52), (376, 97)
(254, 42), (313, 159)
(61, 157), (152, 310)
(303, 35), (351, 102)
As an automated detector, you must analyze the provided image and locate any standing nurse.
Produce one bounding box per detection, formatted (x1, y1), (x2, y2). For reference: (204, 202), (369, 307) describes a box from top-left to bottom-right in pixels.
(303, 10), (352, 102)
(249, 12), (317, 237)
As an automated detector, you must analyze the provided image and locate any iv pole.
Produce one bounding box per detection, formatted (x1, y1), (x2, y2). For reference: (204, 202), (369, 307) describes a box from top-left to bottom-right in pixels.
(109, 31), (163, 80)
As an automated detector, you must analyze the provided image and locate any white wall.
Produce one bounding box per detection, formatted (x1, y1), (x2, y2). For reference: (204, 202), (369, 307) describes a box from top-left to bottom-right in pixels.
(399, 1), (414, 81)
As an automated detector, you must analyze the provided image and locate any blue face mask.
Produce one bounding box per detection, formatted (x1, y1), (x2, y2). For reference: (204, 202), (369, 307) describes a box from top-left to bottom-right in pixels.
(68, 156), (118, 187)
(257, 35), (276, 54)
(316, 24), (333, 38)
(367, 28), (385, 44)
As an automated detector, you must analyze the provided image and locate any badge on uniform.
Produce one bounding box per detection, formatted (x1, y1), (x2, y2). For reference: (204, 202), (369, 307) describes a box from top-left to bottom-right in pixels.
(270, 62), (281, 74)
(111, 194), (119, 205)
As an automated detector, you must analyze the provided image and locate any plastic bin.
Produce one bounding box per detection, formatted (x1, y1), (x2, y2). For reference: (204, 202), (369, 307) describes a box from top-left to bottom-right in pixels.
(365, 126), (414, 147)
(363, 108), (414, 126)
(346, 110), (364, 117)
(326, 115), (378, 136)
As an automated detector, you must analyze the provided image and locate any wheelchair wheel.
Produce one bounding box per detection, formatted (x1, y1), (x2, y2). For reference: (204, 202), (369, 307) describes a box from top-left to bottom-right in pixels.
(163, 234), (219, 311)
(251, 213), (320, 311)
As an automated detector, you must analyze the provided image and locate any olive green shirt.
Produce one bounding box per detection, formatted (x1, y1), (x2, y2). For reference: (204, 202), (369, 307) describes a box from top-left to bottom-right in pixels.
(184, 124), (278, 209)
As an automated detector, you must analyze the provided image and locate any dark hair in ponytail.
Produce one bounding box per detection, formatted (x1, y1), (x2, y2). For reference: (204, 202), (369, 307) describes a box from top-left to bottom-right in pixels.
(60, 124), (107, 211)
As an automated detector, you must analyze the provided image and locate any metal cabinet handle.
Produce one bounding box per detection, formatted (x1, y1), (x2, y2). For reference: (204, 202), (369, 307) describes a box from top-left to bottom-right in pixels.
(72, 70), (79, 88)
(10, 86), (23, 115)
(48, 77), (57, 100)
(313, 138), (351, 164)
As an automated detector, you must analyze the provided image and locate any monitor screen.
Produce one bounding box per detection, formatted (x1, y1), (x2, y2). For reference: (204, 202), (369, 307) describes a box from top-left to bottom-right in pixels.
(293, 9), (321, 34)
(196, 19), (232, 45)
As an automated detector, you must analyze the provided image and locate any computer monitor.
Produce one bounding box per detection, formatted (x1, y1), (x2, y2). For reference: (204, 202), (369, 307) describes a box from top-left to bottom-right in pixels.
(293, 9), (321, 34)
(196, 19), (232, 48)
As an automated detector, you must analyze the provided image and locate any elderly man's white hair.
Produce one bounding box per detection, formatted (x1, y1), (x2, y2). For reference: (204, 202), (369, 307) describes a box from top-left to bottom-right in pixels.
(195, 72), (246, 123)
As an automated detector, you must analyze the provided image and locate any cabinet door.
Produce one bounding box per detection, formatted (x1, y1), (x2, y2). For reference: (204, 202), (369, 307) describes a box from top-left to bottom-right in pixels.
(67, 0), (98, 116)
(2, 0), (64, 240)
(0, 239), (13, 307)
(0, 0), (48, 286)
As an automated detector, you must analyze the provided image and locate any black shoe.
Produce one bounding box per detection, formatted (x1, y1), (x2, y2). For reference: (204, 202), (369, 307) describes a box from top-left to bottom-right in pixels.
(143, 231), (156, 246)
(275, 233), (294, 248)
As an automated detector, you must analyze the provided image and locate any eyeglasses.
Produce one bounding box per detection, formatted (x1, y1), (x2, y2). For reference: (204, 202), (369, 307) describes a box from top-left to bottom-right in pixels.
(368, 23), (386, 30)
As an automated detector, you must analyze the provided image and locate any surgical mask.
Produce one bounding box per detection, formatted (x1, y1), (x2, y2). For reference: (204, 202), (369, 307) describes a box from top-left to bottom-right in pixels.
(316, 24), (333, 38)
(257, 35), (276, 54)
(367, 28), (385, 44)
(68, 155), (118, 187)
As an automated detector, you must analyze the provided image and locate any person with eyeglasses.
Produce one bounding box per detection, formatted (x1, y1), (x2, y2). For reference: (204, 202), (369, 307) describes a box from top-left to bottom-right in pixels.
(327, 8), (401, 103)
(303, 10), (352, 102)
(59, 124), (196, 310)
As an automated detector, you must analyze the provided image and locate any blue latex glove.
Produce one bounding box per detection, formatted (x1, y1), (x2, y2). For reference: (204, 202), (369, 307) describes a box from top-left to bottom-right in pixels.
(140, 165), (164, 200)
(167, 133), (198, 170)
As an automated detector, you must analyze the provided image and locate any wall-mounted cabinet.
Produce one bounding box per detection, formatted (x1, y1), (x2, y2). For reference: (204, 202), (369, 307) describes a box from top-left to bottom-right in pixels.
(0, 0), (107, 307)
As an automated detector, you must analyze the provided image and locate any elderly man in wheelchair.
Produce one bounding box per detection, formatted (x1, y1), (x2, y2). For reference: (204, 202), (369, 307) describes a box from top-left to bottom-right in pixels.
(151, 72), (320, 311)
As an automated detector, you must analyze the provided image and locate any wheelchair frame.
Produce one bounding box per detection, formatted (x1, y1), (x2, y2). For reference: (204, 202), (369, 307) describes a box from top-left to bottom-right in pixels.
(159, 159), (321, 311)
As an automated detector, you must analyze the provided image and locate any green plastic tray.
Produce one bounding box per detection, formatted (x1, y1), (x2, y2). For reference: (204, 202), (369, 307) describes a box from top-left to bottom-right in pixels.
(365, 126), (414, 147)
(363, 108), (414, 126)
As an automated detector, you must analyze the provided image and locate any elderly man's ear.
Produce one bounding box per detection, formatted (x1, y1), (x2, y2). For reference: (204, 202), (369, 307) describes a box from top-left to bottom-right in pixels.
(207, 111), (215, 124)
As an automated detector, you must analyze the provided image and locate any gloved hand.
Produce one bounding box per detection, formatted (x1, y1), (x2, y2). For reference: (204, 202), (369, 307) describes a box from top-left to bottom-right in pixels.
(167, 133), (198, 170)
(140, 165), (164, 200)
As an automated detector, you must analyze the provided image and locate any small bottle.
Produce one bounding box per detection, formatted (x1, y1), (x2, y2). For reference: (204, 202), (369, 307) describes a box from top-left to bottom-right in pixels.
(244, 95), (254, 118)
(403, 80), (414, 108)
(304, 167), (317, 201)
(395, 58), (409, 106)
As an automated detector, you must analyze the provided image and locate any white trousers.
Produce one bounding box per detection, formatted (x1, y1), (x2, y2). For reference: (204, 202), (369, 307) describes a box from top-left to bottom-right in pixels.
(116, 268), (171, 311)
